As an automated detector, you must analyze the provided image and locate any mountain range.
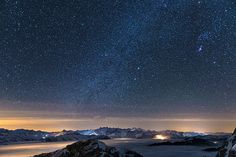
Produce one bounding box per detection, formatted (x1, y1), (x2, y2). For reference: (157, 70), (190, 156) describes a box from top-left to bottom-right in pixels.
(0, 127), (230, 145)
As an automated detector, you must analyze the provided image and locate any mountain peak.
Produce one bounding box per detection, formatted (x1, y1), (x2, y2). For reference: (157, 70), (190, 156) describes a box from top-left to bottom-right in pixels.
(233, 128), (236, 135)
(34, 139), (143, 157)
(216, 129), (236, 157)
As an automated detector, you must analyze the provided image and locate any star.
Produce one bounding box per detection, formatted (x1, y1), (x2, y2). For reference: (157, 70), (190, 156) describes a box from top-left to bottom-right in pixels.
(0, 0), (235, 131)
(197, 45), (203, 53)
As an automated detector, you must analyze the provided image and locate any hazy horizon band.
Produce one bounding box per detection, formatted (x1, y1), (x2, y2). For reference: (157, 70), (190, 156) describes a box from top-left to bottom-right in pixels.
(0, 110), (235, 133)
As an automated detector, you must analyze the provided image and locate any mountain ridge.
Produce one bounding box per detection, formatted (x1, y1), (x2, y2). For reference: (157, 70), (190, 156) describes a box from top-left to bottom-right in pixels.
(216, 128), (236, 157)
(34, 139), (143, 157)
(0, 127), (230, 145)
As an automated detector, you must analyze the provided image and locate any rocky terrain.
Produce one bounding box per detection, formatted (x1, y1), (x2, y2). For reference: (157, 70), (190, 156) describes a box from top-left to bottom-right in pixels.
(0, 128), (108, 145)
(79, 127), (209, 139)
(34, 139), (143, 157)
(0, 128), (48, 144)
(149, 137), (216, 147)
(0, 127), (230, 145)
(216, 128), (236, 157)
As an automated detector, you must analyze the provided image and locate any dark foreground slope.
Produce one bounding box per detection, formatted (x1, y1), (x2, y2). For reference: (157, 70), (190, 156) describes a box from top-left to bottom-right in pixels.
(216, 128), (236, 157)
(34, 139), (143, 157)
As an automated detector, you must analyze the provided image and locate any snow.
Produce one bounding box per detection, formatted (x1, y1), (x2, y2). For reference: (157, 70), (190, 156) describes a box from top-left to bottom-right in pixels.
(183, 132), (206, 137)
(232, 144), (236, 151)
(225, 134), (235, 157)
(78, 130), (98, 136)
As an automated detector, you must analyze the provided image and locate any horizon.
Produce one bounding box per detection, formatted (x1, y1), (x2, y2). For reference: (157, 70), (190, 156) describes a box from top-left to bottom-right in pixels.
(0, 123), (234, 134)
(1, 109), (236, 133)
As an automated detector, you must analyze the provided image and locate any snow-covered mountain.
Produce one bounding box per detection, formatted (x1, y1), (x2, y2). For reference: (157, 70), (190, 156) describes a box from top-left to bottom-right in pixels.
(0, 128), (49, 144)
(183, 132), (206, 137)
(85, 127), (207, 139)
(93, 127), (156, 139)
(0, 128), (108, 145)
(34, 139), (143, 157)
(0, 127), (223, 145)
(155, 130), (207, 139)
(77, 129), (98, 136)
(216, 128), (236, 157)
(44, 130), (108, 142)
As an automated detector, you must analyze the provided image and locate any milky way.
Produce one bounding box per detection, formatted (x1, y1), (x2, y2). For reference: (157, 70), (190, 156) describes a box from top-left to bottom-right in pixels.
(0, 0), (235, 119)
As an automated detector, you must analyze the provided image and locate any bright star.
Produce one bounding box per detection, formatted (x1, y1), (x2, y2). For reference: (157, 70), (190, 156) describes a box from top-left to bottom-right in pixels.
(197, 45), (203, 52)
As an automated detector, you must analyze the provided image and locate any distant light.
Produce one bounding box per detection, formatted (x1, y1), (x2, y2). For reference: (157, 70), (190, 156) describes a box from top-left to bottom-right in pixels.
(154, 135), (169, 140)
(198, 45), (203, 52)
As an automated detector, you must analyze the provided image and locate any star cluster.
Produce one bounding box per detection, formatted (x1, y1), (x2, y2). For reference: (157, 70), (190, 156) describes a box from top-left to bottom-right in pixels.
(0, 0), (235, 117)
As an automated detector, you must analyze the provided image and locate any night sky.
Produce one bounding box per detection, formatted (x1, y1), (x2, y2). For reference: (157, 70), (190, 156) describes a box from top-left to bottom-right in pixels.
(0, 0), (236, 132)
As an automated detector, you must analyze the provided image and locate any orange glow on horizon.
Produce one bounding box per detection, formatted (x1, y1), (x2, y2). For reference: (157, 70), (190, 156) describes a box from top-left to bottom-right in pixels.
(0, 118), (94, 132)
(0, 117), (235, 133)
(0, 110), (235, 133)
